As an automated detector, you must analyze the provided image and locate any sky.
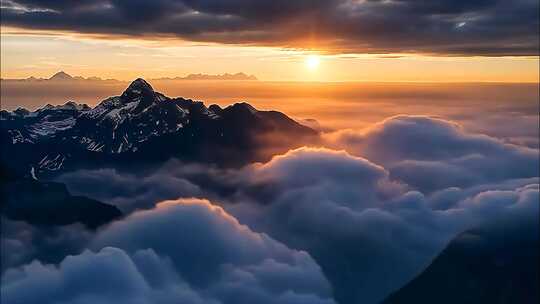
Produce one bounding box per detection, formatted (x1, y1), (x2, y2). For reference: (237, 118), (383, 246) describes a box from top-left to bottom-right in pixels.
(1, 2), (539, 304)
(1, 0), (539, 82)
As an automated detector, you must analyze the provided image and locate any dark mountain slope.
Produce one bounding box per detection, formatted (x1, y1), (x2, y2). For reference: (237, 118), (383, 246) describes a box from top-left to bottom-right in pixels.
(383, 214), (539, 304)
(0, 164), (121, 228)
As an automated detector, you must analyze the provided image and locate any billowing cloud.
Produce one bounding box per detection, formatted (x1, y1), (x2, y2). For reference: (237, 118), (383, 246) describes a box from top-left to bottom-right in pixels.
(222, 147), (539, 304)
(1, 247), (205, 304)
(57, 165), (203, 212)
(91, 198), (331, 292)
(238, 147), (405, 208)
(1, 218), (92, 272)
(1, 199), (335, 304)
(324, 115), (539, 192)
(1, 0), (538, 56)
(50, 116), (538, 303)
(3, 115), (538, 304)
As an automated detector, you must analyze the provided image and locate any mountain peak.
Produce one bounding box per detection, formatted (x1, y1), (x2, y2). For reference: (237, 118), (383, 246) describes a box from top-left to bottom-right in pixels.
(131, 78), (153, 88)
(228, 102), (258, 114)
(121, 78), (157, 111)
(49, 71), (73, 81)
(123, 78), (154, 95)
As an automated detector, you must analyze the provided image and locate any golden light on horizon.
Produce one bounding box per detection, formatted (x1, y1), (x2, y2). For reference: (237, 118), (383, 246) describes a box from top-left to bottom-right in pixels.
(1, 26), (539, 82)
(305, 55), (320, 71)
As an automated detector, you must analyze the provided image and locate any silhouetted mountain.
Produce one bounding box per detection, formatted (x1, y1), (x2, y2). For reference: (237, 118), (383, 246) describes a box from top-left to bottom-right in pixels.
(383, 214), (539, 304)
(48, 71), (74, 81)
(0, 71), (111, 82)
(0, 164), (121, 228)
(0, 78), (317, 178)
(153, 72), (257, 81)
(2, 71), (257, 82)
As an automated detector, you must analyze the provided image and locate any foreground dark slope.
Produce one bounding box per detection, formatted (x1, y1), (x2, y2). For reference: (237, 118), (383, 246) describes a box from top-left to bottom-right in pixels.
(0, 164), (121, 228)
(383, 213), (539, 304)
(0, 78), (318, 178)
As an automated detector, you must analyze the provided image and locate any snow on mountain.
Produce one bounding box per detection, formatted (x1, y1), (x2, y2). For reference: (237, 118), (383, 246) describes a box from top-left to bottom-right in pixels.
(1, 78), (317, 177)
(75, 78), (212, 153)
(1, 79), (203, 152)
(54, 101), (91, 111)
(29, 116), (77, 137)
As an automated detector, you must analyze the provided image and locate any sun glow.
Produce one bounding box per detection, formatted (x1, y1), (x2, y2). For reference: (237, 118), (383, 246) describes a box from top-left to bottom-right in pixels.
(305, 55), (320, 71)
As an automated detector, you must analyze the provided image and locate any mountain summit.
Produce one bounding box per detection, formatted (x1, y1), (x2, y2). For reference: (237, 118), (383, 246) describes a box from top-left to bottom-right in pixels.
(49, 71), (74, 81)
(1, 79), (318, 177)
(120, 78), (158, 112)
(122, 78), (155, 97)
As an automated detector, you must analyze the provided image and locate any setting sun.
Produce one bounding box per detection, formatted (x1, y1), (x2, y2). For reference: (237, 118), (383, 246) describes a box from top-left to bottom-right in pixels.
(305, 55), (320, 71)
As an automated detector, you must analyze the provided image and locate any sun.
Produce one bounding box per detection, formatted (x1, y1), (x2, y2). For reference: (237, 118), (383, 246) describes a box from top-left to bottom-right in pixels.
(305, 55), (320, 71)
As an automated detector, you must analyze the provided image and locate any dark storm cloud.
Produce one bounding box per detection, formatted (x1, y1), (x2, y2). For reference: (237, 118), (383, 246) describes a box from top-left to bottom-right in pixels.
(1, 0), (538, 55)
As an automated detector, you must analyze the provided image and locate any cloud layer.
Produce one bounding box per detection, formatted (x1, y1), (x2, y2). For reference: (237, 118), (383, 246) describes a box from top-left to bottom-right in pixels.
(2, 199), (335, 304)
(1, 0), (538, 55)
(50, 115), (539, 303)
(222, 146), (538, 303)
(325, 115), (539, 192)
(2, 115), (538, 304)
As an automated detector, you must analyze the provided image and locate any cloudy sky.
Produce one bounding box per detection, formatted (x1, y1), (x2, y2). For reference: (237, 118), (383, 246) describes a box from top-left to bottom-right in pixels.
(1, 2), (539, 304)
(1, 0), (539, 81)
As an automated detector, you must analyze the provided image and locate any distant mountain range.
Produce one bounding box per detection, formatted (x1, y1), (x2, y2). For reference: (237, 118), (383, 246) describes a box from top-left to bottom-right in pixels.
(1, 71), (258, 82)
(2, 71), (116, 82)
(0, 78), (316, 178)
(153, 72), (257, 81)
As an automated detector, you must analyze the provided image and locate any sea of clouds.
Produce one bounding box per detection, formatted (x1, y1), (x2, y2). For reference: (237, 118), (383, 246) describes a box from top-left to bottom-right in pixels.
(2, 115), (539, 304)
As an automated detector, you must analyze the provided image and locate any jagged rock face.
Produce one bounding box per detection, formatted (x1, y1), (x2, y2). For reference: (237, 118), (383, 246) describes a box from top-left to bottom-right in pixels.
(75, 79), (198, 154)
(1, 79), (318, 177)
